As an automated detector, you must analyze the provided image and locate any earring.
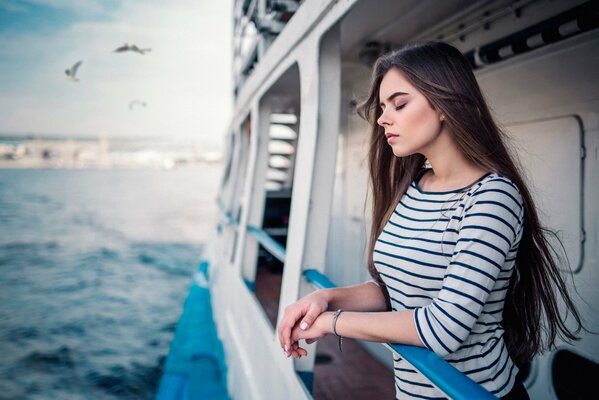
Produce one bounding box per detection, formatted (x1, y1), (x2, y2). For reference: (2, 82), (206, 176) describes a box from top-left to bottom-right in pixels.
(440, 115), (445, 121)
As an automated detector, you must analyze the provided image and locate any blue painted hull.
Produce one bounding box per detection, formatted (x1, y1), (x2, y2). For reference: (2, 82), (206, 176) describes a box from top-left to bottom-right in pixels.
(156, 262), (229, 400)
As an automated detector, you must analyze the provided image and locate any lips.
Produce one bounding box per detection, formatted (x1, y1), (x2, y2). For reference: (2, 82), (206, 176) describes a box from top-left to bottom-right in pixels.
(385, 132), (399, 139)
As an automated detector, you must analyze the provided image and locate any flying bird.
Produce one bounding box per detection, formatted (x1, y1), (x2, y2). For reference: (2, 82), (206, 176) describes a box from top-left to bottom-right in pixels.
(129, 100), (147, 110)
(113, 43), (152, 55)
(65, 60), (83, 82)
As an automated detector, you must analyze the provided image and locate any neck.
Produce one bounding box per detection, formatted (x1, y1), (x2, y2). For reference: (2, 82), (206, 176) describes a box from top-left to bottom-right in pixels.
(421, 129), (485, 184)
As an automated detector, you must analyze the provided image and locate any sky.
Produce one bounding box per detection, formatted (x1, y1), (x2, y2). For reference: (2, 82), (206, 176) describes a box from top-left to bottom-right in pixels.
(0, 0), (232, 149)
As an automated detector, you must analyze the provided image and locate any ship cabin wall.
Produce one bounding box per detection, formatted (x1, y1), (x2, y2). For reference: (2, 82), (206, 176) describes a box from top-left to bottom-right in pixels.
(474, 30), (599, 399)
(325, 0), (599, 398)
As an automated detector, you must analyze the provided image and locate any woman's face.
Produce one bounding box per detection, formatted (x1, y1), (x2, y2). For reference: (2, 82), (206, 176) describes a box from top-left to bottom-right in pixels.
(377, 68), (444, 157)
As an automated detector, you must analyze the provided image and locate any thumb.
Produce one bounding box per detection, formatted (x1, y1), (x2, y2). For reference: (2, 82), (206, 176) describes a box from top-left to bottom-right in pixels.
(299, 305), (320, 330)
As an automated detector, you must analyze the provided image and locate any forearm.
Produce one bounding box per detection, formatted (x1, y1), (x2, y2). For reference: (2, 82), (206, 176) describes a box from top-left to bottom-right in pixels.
(332, 310), (423, 346)
(279, 281), (390, 358)
(289, 309), (424, 349)
(322, 281), (388, 312)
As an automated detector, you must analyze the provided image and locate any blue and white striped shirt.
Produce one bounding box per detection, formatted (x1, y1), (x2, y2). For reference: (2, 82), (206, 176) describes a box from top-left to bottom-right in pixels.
(374, 171), (524, 399)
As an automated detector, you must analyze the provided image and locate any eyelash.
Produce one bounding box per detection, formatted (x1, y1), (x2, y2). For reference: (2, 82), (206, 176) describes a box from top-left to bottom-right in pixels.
(381, 104), (406, 112)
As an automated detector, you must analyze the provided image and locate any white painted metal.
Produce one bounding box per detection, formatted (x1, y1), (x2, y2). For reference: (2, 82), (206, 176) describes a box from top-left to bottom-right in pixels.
(280, 22), (343, 376)
(507, 117), (582, 272)
(233, 0), (356, 119)
(211, 266), (310, 400)
(239, 101), (272, 283)
(476, 30), (599, 400)
(212, 5), (350, 397)
(219, 127), (250, 266)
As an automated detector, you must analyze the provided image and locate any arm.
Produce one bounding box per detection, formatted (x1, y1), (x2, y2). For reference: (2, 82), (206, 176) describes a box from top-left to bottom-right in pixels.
(324, 280), (389, 312)
(290, 179), (524, 357)
(278, 280), (388, 357)
(413, 180), (524, 356)
(291, 309), (423, 348)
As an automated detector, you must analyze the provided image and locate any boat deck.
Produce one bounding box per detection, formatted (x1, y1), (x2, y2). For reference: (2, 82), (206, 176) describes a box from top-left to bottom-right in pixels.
(255, 264), (396, 399)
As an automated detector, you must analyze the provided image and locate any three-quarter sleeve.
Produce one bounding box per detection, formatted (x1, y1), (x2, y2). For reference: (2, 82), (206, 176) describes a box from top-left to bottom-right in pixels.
(413, 179), (524, 356)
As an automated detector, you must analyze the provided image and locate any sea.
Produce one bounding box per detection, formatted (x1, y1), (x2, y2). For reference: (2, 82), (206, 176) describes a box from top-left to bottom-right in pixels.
(0, 164), (222, 399)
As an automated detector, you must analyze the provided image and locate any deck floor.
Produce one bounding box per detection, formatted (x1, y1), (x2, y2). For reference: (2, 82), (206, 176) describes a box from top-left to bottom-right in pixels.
(254, 264), (396, 399)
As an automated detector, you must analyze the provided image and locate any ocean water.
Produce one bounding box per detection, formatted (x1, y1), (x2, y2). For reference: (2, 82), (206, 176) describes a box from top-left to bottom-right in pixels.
(0, 164), (222, 399)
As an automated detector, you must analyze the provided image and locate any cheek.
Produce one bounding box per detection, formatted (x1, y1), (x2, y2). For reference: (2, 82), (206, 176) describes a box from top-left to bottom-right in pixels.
(409, 105), (441, 140)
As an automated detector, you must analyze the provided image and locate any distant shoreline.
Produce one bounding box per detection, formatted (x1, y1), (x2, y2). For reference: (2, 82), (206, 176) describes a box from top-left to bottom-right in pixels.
(0, 136), (222, 170)
(0, 160), (221, 170)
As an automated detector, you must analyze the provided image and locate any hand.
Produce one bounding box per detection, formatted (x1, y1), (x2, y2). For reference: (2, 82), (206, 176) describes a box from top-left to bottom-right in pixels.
(278, 290), (329, 358)
(289, 311), (333, 356)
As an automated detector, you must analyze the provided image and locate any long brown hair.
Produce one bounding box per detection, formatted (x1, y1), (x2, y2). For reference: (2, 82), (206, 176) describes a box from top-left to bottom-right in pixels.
(356, 41), (583, 364)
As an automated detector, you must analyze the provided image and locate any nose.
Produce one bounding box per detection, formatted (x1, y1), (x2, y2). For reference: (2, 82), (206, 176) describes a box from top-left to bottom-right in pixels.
(377, 109), (391, 127)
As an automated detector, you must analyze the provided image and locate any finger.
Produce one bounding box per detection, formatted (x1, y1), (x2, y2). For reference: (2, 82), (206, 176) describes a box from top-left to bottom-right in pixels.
(290, 347), (307, 358)
(290, 346), (307, 358)
(296, 347), (308, 356)
(280, 323), (293, 353)
(282, 313), (304, 351)
(278, 330), (287, 354)
(290, 327), (300, 343)
(299, 304), (321, 331)
(291, 342), (301, 358)
(289, 347), (300, 358)
(289, 340), (307, 357)
(286, 341), (298, 358)
(278, 327), (284, 351)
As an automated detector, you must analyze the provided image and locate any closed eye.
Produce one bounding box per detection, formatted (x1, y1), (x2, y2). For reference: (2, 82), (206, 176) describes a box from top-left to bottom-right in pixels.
(395, 104), (406, 111)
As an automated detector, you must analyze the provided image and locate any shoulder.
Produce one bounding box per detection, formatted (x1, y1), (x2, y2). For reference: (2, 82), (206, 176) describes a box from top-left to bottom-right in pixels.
(466, 173), (524, 212)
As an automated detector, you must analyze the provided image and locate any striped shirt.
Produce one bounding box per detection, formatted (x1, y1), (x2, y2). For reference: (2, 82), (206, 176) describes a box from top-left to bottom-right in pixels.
(373, 171), (524, 399)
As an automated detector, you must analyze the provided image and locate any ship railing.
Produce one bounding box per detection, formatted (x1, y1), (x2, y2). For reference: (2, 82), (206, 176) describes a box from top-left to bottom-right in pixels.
(217, 216), (496, 399)
(247, 225), (287, 262)
(216, 203), (235, 235)
(217, 202), (287, 262)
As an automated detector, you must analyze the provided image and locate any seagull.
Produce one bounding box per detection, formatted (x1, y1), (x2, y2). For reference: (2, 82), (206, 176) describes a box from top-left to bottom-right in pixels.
(130, 44), (151, 55)
(113, 43), (152, 55)
(129, 100), (147, 110)
(65, 60), (83, 82)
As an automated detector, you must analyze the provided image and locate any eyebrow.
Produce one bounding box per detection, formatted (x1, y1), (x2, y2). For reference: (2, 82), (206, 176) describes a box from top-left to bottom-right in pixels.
(379, 91), (409, 107)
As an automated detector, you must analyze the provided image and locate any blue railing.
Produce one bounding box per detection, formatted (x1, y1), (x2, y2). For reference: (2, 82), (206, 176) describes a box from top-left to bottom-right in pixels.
(216, 203), (234, 235)
(247, 225), (286, 263)
(218, 205), (283, 257)
(218, 203), (235, 226)
(304, 269), (497, 400)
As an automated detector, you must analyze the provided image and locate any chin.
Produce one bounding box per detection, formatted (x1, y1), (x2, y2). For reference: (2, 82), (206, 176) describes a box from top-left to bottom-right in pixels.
(391, 147), (414, 158)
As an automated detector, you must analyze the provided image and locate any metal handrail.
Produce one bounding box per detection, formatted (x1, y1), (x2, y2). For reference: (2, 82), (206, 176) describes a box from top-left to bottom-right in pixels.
(303, 269), (497, 400)
(247, 225), (286, 263)
(217, 203), (235, 226)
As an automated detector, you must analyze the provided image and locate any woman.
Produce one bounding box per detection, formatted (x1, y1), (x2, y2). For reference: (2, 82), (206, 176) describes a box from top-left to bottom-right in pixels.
(277, 42), (583, 399)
